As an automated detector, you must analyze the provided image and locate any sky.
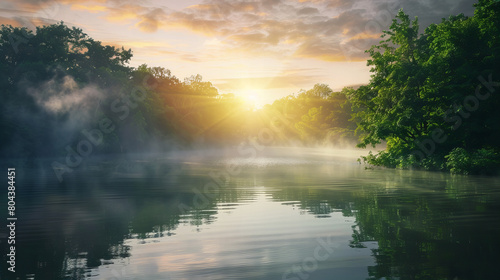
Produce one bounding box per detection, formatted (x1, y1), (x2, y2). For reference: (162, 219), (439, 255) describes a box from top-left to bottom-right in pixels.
(0, 0), (477, 107)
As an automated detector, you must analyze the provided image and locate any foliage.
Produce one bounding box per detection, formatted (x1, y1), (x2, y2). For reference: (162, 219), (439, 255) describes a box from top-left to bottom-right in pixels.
(0, 22), (133, 157)
(445, 147), (500, 175)
(351, 0), (500, 174)
(262, 85), (357, 146)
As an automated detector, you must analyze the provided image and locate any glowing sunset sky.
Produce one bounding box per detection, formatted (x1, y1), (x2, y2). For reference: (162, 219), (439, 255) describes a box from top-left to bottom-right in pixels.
(0, 0), (477, 106)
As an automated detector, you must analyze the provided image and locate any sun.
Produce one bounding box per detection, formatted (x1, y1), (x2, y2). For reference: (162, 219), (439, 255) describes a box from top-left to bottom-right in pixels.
(239, 89), (262, 109)
(245, 94), (257, 103)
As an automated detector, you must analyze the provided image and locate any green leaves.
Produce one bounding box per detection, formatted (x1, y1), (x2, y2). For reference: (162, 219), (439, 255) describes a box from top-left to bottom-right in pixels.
(445, 147), (500, 174)
(351, 2), (500, 174)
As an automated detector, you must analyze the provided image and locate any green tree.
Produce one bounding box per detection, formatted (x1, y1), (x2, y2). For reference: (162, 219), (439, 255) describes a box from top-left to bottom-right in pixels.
(351, 2), (500, 173)
(0, 23), (134, 157)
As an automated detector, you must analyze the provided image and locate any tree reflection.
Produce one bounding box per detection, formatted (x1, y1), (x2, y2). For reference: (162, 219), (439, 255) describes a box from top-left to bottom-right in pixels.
(7, 163), (500, 280)
(350, 174), (500, 280)
(263, 167), (500, 280)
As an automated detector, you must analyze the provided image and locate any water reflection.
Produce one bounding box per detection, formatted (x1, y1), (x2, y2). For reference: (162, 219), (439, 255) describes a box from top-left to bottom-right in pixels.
(4, 154), (500, 280)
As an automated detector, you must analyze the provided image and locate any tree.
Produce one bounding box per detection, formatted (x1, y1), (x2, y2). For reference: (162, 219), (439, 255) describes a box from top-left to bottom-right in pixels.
(351, 1), (500, 173)
(0, 23), (135, 157)
(352, 10), (426, 150)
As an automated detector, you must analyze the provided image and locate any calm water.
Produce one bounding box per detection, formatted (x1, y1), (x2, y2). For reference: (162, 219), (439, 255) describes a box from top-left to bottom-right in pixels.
(2, 148), (500, 280)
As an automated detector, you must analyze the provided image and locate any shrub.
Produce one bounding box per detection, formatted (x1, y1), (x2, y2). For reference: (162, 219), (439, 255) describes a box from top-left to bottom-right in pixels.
(445, 147), (500, 175)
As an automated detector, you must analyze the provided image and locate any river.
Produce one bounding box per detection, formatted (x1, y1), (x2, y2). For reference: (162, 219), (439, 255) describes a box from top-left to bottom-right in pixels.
(3, 147), (500, 280)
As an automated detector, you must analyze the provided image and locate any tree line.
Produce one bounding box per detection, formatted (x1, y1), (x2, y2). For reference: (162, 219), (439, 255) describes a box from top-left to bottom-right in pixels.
(0, 22), (358, 160)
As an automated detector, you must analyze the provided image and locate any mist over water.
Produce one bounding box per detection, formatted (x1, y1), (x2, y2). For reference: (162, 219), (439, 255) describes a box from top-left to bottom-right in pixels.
(72, 146), (370, 181)
(5, 148), (500, 280)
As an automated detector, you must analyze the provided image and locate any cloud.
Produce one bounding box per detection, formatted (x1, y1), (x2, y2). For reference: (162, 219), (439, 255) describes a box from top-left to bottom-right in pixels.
(136, 8), (166, 33)
(385, 0), (476, 28)
(151, 1), (388, 61)
(3, 0), (92, 14)
(70, 4), (107, 13)
(297, 0), (354, 9)
(0, 0), (99, 30)
(297, 7), (319, 15)
(1, 0), (479, 63)
(324, 0), (356, 9)
(293, 37), (370, 62)
(105, 4), (145, 23)
(0, 16), (24, 26)
(164, 11), (227, 36)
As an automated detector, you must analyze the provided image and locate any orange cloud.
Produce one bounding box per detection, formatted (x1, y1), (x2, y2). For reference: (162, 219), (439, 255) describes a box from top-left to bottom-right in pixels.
(71, 4), (107, 13)
(105, 4), (143, 23)
(348, 32), (382, 41)
(148, 1), (383, 62)
(7, 0), (106, 11)
(135, 8), (165, 33)
(0, 16), (23, 27)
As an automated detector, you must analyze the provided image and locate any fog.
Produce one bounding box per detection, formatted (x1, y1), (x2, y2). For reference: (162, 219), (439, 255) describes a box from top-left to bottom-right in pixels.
(0, 68), (378, 185)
